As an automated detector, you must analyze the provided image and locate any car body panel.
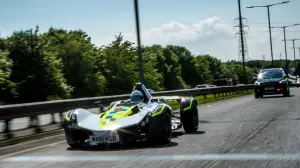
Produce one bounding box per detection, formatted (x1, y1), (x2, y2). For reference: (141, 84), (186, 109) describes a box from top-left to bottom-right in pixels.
(66, 101), (164, 132)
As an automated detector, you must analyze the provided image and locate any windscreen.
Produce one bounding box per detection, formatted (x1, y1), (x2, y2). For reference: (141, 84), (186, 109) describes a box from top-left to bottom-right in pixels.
(258, 70), (284, 79)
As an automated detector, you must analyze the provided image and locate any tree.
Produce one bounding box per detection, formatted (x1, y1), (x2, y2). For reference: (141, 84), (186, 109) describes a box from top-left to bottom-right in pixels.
(1, 25), (279, 104)
(194, 56), (213, 84)
(0, 50), (16, 103)
(166, 45), (201, 87)
(144, 45), (186, 90)
(6, 26), (72, 103)
(100, 33), (138, 95)
(44, 28), (106, 98)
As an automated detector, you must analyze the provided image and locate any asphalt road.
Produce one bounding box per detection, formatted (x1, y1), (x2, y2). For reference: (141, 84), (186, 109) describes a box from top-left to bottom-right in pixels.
(1, 88), (300, 167)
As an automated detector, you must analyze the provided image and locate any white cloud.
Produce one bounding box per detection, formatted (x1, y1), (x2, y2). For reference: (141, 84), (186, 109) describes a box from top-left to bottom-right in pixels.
(93, 16), (298, 62)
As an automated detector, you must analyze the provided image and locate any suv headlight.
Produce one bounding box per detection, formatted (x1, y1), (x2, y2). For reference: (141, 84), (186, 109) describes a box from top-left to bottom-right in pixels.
(255, 81), (261, 86)
(279, 80), (286, 84)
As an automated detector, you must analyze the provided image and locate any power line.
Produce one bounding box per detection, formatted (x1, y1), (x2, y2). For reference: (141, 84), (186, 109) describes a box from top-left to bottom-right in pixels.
(246, 1), (290, 67)
(291, 47), (300, 59)
(271, 24), (300, 73)
(284, 38), (300, 67)
(234, 17), (249, 63)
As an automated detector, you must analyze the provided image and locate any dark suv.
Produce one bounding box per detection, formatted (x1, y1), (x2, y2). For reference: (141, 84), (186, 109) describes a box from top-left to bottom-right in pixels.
(254, 68), (290, 98)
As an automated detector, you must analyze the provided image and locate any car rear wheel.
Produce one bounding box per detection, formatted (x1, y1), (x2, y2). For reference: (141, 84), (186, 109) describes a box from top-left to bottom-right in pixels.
(180, 99), (199, 133)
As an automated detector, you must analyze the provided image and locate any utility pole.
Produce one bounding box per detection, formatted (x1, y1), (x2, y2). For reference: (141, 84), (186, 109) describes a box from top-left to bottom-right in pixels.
(133, 0), (145, 84)
(285, 39), (300, 68)
(280, 53), (282, 60)
(246, 1), (290, 67)
(262, 55), (266, 60)
(271, 24), (300, 74)
(237, 0), (246, 83)
(291, 46), (300, 68)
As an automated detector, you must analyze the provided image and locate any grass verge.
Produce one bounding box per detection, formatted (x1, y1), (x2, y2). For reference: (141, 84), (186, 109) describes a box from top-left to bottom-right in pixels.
(167, 90), (254, 110)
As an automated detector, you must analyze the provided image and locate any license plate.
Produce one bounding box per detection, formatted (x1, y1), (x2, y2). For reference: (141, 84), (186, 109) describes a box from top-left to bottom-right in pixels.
(90, 135), (119, 143)
(265, 87), (274, 91)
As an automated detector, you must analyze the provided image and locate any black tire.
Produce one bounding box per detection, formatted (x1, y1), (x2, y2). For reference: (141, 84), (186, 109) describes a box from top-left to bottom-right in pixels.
(255, 93), (260, 98)
(64, 127), (87, 149)
(147, 111), (172, 145)
(119, 136), (135, 147)
(283, 87), (290, 97)
(67, 142), (82, 149)
(109, 143), (121, 149)
(180, 98), (199, 133)
(157, 112), (172, 144)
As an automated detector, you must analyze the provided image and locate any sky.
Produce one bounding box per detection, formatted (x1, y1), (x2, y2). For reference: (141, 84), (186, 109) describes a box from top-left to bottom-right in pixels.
(1, 0), (300, 61)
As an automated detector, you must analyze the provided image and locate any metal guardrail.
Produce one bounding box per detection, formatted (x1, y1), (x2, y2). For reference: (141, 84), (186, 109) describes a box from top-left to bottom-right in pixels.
(0, 85), (254, 139)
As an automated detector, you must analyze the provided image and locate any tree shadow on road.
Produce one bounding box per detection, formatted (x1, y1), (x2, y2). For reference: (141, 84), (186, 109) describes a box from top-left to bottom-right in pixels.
(172, 130), (205, 138)
(66, 130), (205, 152)
(66, 141), (179, 152)
(187, 131), (205, 134)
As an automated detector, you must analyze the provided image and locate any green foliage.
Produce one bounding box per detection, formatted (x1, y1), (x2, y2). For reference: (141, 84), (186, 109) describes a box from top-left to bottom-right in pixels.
(5, 26), (72, 103)
(0, 50), (17, 102)
(100, 34), (138, 95)
(0, 26), (296, 104)
(43, 28), (106, 98)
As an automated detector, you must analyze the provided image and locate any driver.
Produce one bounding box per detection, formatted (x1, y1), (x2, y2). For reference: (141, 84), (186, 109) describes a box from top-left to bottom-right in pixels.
(130, 90), (144, 104)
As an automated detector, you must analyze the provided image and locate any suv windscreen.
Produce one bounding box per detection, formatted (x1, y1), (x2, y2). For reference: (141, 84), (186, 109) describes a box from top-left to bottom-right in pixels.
(258, 70), (284, 80)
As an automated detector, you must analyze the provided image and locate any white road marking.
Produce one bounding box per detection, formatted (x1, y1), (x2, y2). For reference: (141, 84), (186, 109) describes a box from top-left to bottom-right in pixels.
(3, 154), (300, 162)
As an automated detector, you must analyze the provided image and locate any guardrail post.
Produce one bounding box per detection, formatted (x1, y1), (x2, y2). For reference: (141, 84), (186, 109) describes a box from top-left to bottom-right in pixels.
(29, 116), (41, 133)
(51, 113), (56, 124)
(99, 106), (104, 114)
(59, 112), (64, 127)
(29, 116), (34, 128)
(4, 119), (12, 138)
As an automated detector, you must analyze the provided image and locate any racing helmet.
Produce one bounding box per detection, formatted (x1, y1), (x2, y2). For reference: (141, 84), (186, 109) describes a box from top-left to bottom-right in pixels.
(130, 90), (144, 103)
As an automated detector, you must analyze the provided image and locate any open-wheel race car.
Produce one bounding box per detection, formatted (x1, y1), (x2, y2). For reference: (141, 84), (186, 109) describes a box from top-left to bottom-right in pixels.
(63, 82), (199, 148)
